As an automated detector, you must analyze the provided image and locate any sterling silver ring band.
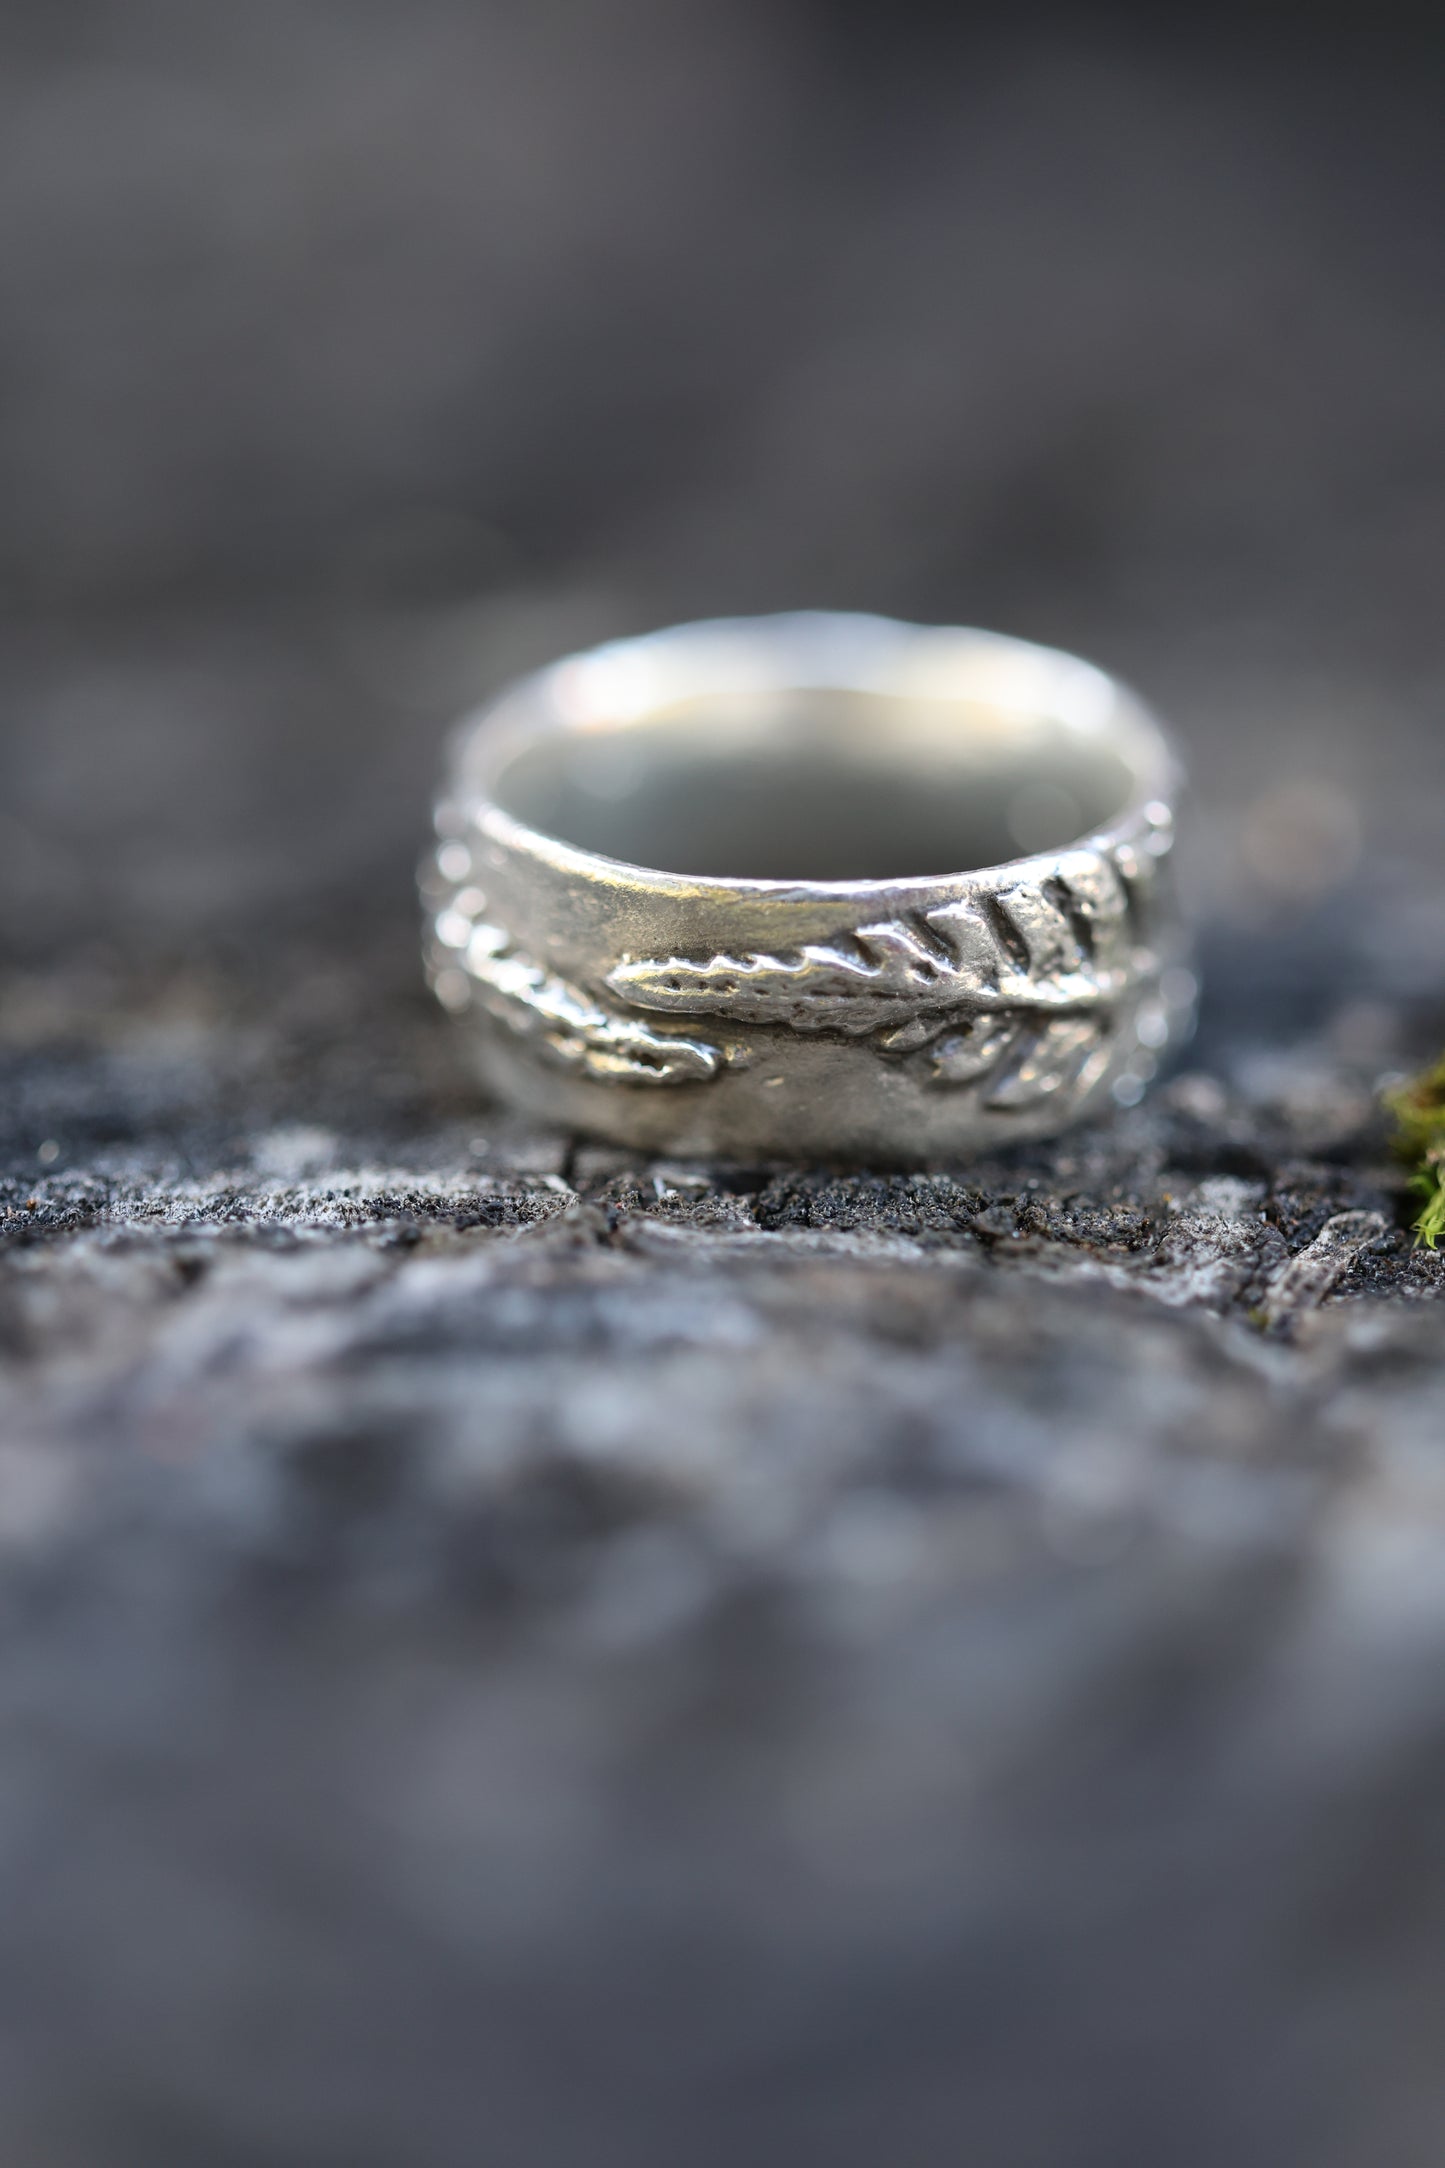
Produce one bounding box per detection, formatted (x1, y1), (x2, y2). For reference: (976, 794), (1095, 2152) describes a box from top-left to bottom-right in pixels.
(424, 612), (1193, 1161)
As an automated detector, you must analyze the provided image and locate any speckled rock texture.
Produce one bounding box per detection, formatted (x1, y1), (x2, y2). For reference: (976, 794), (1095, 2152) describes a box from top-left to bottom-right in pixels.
(5, 7), (1445, 2165)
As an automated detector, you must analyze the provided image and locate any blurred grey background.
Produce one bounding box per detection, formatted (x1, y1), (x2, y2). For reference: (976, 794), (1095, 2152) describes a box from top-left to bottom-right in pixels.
(4, 7), (1445, 2167)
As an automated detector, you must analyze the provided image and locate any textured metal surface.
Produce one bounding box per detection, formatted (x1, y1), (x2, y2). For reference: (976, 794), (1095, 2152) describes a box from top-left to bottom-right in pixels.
(427, 616), (1191, 1155)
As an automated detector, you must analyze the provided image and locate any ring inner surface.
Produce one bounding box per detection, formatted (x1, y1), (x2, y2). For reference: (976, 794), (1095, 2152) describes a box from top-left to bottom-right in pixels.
(493, 688), (1137, 883)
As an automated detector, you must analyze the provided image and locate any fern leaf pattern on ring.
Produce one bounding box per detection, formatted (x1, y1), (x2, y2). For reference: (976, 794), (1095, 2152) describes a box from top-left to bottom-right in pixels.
(605, 851), (1150, 1098)
(428, 898), (726, 1088)
(428, 843), (1161, 1101)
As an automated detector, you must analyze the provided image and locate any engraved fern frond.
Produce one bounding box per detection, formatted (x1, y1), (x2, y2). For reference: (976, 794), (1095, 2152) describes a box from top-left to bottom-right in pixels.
(430, 911), (725, 1088)
(607, 859), (1141, 1035)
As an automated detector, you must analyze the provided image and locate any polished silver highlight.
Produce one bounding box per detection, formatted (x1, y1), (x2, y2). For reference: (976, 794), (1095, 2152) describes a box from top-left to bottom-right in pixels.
(425, 613), (1191, 1160)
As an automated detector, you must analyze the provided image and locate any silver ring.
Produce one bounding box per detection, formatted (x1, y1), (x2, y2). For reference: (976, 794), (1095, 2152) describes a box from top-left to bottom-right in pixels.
(424, 612), (1192, 1161)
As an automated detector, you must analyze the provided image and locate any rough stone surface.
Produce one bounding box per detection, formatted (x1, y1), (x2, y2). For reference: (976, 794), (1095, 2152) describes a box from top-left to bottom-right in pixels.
(4, 8), (1445, 2165)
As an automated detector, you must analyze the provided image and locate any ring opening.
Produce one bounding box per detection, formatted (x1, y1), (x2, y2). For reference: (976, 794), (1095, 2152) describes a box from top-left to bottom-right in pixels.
(493, 689), (1138, 882)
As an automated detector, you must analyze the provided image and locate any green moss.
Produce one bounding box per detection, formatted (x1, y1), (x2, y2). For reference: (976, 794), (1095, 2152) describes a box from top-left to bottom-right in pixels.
(1387, 1053), (1445, 1249)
